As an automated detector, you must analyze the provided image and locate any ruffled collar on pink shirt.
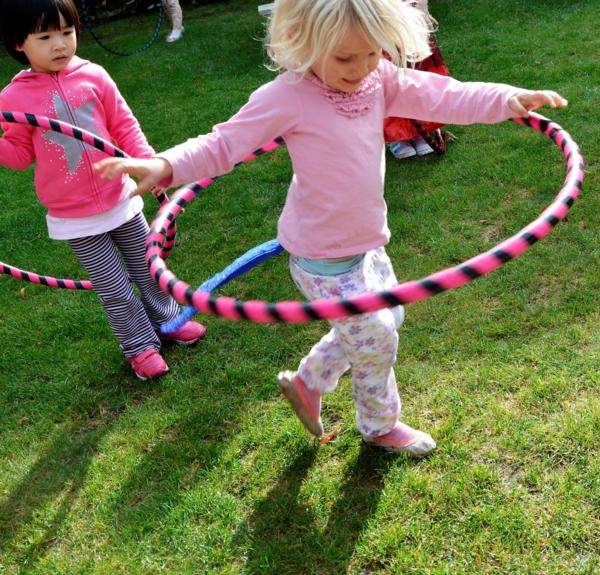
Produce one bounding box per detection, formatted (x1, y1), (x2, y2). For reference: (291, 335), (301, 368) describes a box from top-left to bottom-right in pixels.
(305, 70), (381, 119)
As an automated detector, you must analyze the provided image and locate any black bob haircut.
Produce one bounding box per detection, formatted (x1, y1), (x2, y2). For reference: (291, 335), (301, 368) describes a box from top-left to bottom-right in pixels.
(1, 0), (81, 65)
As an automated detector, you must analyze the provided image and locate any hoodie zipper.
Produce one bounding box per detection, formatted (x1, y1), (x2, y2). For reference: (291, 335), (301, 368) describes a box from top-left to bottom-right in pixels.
(52, 72), (104, 212)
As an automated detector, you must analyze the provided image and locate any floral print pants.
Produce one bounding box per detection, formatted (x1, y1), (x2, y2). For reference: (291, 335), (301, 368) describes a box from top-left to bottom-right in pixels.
(290, 247), (405, 437)
(162, 0), (183, 29)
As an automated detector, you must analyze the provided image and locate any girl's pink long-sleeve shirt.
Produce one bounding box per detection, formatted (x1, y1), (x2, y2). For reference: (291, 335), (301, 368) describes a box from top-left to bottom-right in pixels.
(161, 59), (520, 259)
(0, 56), (154, 218)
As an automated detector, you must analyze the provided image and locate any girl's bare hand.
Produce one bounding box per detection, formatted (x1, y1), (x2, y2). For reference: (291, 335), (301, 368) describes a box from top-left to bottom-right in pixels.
(94, 157), (172, 196)
(508, 90), (568, 118)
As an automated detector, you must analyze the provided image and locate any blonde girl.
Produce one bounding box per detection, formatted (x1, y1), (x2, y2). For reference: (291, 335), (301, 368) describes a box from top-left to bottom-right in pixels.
(96, 0), (567, 456)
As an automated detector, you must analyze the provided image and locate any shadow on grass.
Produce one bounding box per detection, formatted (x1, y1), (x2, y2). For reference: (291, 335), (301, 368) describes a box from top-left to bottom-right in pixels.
(0, 395), (126, 568)
(0, 332), (190, 570)
(238, 443), (395, 575)
(98, 403), (251, 539)
(0, 360), (268, 571)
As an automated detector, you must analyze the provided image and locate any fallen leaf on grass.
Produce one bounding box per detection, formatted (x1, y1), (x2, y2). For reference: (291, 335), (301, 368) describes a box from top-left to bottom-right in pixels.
(319, 427), (340, 445)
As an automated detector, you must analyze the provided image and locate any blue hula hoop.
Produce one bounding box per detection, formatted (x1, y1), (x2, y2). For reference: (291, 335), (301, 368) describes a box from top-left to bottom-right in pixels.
(160, 239), (285, 333)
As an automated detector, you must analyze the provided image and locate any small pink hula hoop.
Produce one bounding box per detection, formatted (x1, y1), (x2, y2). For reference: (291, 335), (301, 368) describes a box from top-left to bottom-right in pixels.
(0, 111), (176, 290)
(146, 113), (584, 324)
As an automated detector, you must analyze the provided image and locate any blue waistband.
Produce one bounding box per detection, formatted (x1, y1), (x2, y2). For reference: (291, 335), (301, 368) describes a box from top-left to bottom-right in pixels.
(296, 254), (365, 276)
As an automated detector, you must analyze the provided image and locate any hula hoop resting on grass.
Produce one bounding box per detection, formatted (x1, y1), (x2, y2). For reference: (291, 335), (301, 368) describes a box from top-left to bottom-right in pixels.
(79, 0), (164, 57)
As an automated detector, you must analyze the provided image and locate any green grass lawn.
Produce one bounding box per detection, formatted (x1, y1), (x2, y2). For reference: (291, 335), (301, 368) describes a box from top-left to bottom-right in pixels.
(0, 1), (598, 573)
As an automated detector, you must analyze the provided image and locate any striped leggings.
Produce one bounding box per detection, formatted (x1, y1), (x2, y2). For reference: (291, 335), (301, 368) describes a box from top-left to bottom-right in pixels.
(68, 212), (180, 358)
(162, 0), (183, 29)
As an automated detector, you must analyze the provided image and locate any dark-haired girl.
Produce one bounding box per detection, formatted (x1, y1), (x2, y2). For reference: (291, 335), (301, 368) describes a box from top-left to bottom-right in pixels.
(0, 0), (205, 379)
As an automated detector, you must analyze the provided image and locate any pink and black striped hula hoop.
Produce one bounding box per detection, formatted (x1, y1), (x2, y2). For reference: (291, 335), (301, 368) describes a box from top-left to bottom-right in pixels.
(146, 112), (584, 324)
(0, 111), (176, 290)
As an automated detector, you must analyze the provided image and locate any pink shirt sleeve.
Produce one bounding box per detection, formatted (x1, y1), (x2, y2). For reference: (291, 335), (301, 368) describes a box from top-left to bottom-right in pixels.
(159, 79), (299, 187)
(381, 60), (521, 125)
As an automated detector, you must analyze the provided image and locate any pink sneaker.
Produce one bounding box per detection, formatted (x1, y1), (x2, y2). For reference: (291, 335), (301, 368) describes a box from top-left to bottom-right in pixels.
(158, 321), (206, 345)
(278, 371), (324, 437)
(127, 349), (169, 380)
(363, 422), (436, 458)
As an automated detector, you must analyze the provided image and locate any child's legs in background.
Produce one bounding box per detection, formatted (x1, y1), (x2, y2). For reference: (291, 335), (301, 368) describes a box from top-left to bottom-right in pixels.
(162, 0), (183, 29)
(69, 229), (161, 358)
(109, 212), (180, 329)
(290, 247), (404, 437)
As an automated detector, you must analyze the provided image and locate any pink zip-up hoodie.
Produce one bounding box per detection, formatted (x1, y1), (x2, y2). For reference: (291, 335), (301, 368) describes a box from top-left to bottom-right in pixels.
(0, 56), (154, 218)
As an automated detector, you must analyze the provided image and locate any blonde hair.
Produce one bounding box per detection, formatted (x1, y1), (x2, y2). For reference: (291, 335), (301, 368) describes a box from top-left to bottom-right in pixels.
(266, 0), (433, 77)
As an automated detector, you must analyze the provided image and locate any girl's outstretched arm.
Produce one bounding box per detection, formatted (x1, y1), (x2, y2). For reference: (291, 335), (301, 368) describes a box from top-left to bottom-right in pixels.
(383, 62), (568, 126)
(96, 79), (298, 194)
(94, 156), (172, 196)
